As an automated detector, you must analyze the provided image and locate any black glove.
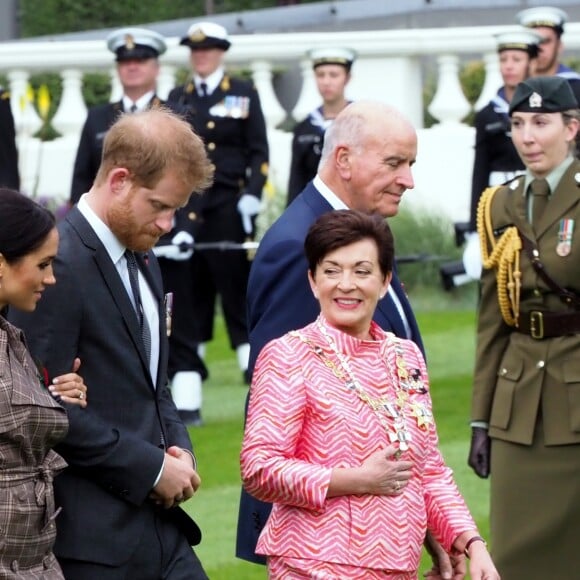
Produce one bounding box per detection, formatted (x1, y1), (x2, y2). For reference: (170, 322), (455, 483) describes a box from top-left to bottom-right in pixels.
(468, 426), (491, 478)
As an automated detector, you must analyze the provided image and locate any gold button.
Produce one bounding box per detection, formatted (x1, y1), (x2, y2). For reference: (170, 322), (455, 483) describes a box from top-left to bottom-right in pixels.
(500, 368), (507, 376)
(207, 121), (215, 129)
(533, 289), (542, 297)
(188, 212), (197, 221)
(207, 142), (216, 151)
(537, 360), (545, 369)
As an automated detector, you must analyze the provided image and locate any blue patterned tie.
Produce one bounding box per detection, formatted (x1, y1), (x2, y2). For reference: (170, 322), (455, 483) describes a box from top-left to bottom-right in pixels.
(125, 250), (151, 362)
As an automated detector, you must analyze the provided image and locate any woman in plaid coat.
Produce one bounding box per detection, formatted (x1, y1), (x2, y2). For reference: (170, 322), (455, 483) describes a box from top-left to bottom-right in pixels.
(0, 189), (88, 579)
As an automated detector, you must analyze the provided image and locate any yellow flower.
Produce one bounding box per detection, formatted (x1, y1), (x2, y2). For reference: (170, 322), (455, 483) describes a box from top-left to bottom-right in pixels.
(19, 83), (35, 112)
(37, 84), (51, 121)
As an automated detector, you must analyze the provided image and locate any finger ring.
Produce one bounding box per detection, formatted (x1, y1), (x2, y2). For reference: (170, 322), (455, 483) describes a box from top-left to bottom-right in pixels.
(78, 391), (84, 400)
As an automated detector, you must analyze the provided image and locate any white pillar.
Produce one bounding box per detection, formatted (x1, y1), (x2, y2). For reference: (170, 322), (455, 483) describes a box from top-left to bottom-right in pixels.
(52, 69), (87, 138)
(291, 58), (319, 122)
(157, 64), (176, 100)
(349, 56), (424, 129)
(8, 70), (42, 137)
(110, 67), (122, 102)
(250, 59), (287, 130)
(474, 51), (501, 112)
(428, 54), (471, 126)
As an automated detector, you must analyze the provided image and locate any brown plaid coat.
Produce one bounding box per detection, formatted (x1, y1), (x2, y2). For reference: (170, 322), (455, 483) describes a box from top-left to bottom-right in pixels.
(0, 315), (68, 578)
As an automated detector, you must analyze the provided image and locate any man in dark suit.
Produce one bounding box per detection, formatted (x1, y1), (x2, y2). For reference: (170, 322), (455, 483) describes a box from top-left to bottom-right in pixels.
(69, 27), (167, 204)
(10, 108), (214, 579)
(0, 87), (20, 189)
(237, 101), (461, 578)
(167, 21), (269, 399)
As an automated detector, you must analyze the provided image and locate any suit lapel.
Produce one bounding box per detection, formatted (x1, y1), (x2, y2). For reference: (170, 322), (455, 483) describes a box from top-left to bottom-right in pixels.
(537, 161), (580, 239)
(66, 209), (155, 388)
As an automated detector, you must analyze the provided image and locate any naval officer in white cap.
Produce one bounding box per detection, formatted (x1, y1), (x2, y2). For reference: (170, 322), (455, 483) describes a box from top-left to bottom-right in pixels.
(70, 27), (167, 204)
(517, 5), (580, 80)
(165, 21), (269, 413)
(287, 47), (356, 205)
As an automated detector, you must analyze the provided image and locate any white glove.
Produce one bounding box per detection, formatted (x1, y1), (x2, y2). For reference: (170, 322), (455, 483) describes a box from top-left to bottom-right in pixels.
(237, 194), (262, 235)
(152, 231), (194, 261)
(462, 231), (482, 280)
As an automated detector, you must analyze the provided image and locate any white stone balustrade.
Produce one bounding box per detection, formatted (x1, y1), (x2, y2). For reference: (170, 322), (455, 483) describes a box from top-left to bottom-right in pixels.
(2, 22), (580, 223)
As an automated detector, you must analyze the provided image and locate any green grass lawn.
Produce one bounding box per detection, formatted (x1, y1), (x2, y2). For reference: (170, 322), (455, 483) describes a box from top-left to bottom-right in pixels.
(183, 290), (489, 579)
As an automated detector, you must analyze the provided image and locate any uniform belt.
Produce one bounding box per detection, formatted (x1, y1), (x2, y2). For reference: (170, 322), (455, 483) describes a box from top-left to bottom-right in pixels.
(516, 310), (580, 339)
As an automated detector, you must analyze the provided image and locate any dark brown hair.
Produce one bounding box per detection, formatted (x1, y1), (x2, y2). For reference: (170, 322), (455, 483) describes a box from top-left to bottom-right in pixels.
(304, 210), (394, 278)
(0, 188), (55, 263)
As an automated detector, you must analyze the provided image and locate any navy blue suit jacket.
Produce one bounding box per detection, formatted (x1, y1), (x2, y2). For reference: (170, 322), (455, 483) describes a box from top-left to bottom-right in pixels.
(236, 181), (424, 563)
(9, 208), (201, 566)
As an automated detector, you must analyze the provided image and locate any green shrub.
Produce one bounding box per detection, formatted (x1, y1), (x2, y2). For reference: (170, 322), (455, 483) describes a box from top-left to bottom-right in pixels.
(389, 207), (462, 290)
(82, 72), (111, 107)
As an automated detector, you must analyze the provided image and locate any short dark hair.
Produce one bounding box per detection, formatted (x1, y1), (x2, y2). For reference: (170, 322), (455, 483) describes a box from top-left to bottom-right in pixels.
(0, 188), (55, 263)
(304, 210), (394, 278)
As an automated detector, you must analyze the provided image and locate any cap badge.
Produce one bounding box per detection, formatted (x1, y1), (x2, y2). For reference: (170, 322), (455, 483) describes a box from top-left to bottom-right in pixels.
(189, 28), (206, 42)
(124, 34), (135, 50)
(529, 92), (543, 108)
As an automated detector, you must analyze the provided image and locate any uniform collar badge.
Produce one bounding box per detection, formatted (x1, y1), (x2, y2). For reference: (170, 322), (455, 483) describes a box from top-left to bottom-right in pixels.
(529, 92), (542, 108)
(124, 34), (135, 50)
(510, 178), (520, 190)
(189, 28), (206, 42)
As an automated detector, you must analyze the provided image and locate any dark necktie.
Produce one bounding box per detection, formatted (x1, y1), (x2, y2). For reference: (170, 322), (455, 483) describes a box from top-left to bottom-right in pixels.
(530, 178), (550, 226)
(125, 250), (151, 362)
(129, 103), (137, 113)
(200, 82), (208, 98)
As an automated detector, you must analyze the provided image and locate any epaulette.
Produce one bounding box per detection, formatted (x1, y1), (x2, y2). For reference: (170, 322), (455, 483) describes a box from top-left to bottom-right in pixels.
(503, 174), (525, 192)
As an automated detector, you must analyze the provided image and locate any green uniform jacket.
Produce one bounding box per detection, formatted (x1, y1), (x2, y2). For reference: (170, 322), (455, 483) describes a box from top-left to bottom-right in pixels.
(472, 159), (580, 446)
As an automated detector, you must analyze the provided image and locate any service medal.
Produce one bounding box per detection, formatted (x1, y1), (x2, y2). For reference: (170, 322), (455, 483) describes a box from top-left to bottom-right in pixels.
(557, 219), (574, 257)
(557, 241), (571, 257)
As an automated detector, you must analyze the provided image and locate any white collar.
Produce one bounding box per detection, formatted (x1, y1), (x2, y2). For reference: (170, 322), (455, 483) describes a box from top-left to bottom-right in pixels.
(194, 67), (225, 96)
(122, 90), (155, 113)
(313, 175), (348, 210)
(77, 195), (127, 266)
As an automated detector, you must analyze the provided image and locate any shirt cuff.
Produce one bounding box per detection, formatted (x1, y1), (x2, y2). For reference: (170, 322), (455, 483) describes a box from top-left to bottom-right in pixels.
(470, 421), (489, 429)
(153, 455), (165, 488)
(180, 448), (198, 471)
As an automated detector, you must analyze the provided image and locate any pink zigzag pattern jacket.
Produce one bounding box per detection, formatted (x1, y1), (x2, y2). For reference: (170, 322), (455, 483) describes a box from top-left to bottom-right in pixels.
(241, 316), (476, 573)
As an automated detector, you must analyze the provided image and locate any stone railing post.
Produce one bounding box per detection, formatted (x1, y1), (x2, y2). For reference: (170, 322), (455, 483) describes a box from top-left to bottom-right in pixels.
(291, 58), (318, 122)
(474, 51), (501, 111)
(51, 69), (87, 138)
(428, 54), (471, 125)
(249, 59), (286, 130)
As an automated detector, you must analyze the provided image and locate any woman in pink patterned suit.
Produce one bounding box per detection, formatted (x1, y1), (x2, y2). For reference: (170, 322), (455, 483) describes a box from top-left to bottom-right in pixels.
(241, 210), (499, 579)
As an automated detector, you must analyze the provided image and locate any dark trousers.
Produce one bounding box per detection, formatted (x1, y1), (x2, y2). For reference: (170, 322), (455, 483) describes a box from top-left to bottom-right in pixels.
(191, 202), (250, 349)
(159, 257), (208, 381)
(58, 511), (208, 580)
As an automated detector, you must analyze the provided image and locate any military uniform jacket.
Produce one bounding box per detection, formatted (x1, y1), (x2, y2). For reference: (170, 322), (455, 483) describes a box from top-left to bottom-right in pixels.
(70, 96), (163, 204)
(167, 75), (269, 212)
(287, 109), (326, 204)
(470, 91), (524, 229)
(472, 160), (580, 446)
(0, 88), (20, 190)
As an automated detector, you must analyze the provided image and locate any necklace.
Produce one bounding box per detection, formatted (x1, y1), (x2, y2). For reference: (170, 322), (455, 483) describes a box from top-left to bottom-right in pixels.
(291, 319), (432, 456)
